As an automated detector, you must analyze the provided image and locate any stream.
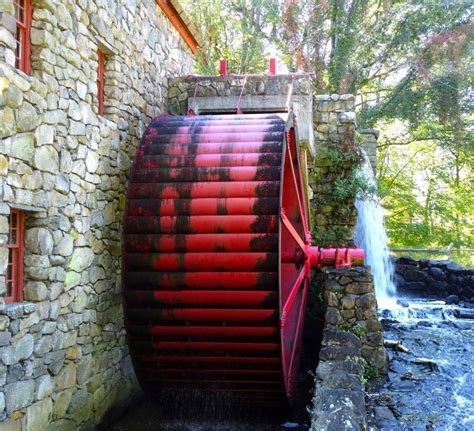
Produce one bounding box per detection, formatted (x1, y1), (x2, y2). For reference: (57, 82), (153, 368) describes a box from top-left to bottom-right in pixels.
(367, 297), (474, 431)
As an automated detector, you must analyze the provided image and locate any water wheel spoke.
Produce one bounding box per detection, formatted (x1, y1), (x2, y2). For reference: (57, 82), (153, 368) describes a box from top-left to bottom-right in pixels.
(285, 134), (308, 233)
(281, 267), (306, 328)
(280, 210), (306, 254)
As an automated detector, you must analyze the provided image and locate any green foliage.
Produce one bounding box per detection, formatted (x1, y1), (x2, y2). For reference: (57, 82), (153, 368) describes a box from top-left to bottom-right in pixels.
(182, 0), (279, 74)
(182, 0), (473, 262)
(311, 146), (374, 246)
(363, 361), (379, 382)
(337, 322), (367, 338)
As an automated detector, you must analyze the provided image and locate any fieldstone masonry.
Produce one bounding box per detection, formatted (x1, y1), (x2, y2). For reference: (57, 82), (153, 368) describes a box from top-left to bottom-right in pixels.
(358, 128), (378, 173)
(0, 0), (193, 429)
(394, 256), (474, 302)
(323, 268), (387, 373)
(309, 94), (359, 246)
(312, 268), (387, 431)
(311, 328), (367, 431)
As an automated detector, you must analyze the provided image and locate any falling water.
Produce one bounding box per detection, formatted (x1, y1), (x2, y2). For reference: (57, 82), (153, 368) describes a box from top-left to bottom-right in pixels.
(354, 152), (397, 309)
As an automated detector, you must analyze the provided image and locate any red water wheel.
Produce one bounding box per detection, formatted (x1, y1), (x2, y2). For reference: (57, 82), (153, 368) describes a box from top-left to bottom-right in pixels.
(123, 113), (312, 405)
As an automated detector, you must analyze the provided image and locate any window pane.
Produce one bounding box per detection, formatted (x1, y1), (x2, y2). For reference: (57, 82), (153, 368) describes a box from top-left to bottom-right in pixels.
(8, 212), (18, 245)
(14, 0), (25, 23)
(6, 252), (14, 296)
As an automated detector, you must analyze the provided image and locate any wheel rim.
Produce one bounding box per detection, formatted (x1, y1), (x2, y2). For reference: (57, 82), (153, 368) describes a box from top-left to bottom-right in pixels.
(123, 113), (309, 405)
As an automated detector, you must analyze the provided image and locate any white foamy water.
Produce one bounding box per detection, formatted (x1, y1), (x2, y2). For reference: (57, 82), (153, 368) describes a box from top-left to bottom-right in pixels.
(354, 152), (396, 309)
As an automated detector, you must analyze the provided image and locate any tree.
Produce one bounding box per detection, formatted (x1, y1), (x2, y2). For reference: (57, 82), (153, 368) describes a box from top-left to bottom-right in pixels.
(182, 0), (279, 74)
(181, 0), (474, 259)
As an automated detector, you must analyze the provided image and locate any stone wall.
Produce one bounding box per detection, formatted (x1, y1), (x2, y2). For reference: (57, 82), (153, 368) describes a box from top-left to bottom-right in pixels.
(311, 267), (387, 431)
(311, 328), (367, 431)
(323, 268), (387, 373)
(358, 128), (378, 173)
(309, 95), (360, 246)
(166, 74), (313, 116)
(394, 257), (474, 303)
(0, 0), (194, 429)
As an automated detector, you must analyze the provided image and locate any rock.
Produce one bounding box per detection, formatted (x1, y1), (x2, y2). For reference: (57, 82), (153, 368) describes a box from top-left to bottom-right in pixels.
(68, 248), (94, 272)
(325, 307), (342, 326)
(0, 419), (21, 431)
(55, 363), (76, 390)
(313, 387), (366, 418)
(404, 268), (427, 282)
(453, 309), (474, 319)
(25, 398), (52, 431)
(67, 389), (88, 413)
(5, 133), (35, 163)
(25, 228), (54, 255)
(397, 256), (417, 266)
(24, 281), (48, 301)
(445, 294), (460, 305)
(410, 357), (440, 372)
(320, 345), (361, 361)
(13, 333), (34, 361)
(85, 152), (99, 173)
(390, 380), (417, 392)
(0, 331), (11, 346)
(34, 146), (59, 173)
(48, 419), (76, 431)
(402, 282), (425, 292)
(44, 350), (65, 376)
(5, 379), (35, 414)
(52, 390), (73, 420)
(322, 370), (364, 391)
(322, 329), (362, 350)
(356, 292), (377, 309)
(338, 111), (356, 123)
(0, 316), (9, 331)
(373, 406), (400, 430)
(4, 84), (23, 108)
(447, 262), (464, 272)
(55, 235), (74, 257)
(396, 299), (409, 308)
(429, 267), (447, 280)
(16, 102), (39, 132)
(64, 271), (81, 289)
(34, 125), (55, 146)
(36, 374), (55, 400)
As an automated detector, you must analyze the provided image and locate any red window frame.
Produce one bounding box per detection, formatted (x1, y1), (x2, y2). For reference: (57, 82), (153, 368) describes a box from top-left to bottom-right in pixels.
(97, 50), (105, 116)
(4, 209), (25, 303)
(13, 0), (32, 74)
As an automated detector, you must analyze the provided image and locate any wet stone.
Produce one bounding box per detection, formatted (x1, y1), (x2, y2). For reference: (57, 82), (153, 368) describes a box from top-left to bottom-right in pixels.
(319, 346), (361, 361)
(322, 329), (362, 350)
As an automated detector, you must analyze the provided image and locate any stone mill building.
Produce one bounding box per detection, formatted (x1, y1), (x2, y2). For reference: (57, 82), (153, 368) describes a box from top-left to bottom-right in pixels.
(0, 0), (198, 429)
(0, 1), (386, 430)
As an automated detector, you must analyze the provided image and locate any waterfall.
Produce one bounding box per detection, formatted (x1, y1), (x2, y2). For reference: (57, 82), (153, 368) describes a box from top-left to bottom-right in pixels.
(354, 152), (397, 309)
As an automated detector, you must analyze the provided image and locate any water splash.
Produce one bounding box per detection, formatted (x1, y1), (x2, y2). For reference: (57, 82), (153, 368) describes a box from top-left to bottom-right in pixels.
(354, 151), (396, 309)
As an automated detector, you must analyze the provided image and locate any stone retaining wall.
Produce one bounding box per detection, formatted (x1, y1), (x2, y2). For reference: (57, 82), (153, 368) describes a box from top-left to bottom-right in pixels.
(394, 257), (474, 302)
(0, 0), (193, 429)
(312, 267), (387, 431)
(311, 328), (366, 431)
(323, 268), (387, 373)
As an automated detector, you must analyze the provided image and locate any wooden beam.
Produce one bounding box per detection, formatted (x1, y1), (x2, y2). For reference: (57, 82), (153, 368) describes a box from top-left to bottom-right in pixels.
(157, 0), (199, 54)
